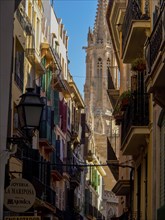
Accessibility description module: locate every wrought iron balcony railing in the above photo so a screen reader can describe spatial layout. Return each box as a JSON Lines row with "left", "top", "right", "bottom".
{"left": 122, "top": 0, "right": 149, "bottom": 54}
{"left": 51, "top": 156, "right": 64, "bottom": 176}
{"left": 15, "top": 52, "right": 24, "bottom": 92}
{"left": 56, "top": 207, "right": 64, "bottom": 219}
{"left": 145, "top": 2, "right": 165, "bottom": 75}
{"left": 32, "top": 177, "right": 56, "bottom": 206}
{"left": 16, "top": 7, "right": 33, "bottom": 36}
{"left": 22, "top": 173, "right": 56, "bottom": 207}
{"left": 121, "top": 93, "right": 149, "bottom": 144}
{"left": 50, "top": 46, "right": 62, "bottom": 70}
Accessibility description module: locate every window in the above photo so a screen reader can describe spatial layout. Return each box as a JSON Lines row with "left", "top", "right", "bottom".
{"left": 15, "top": 38, "right": 24, "bottom": 91}
{"left": 97, "top": 58, "right": 102, "bottom": 100}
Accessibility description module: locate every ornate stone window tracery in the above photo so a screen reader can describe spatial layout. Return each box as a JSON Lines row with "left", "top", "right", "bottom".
{"left": 97, "top": 58, "right": 102, "bottom": 100}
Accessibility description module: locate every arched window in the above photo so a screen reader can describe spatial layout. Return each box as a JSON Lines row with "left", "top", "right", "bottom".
{"left": 107, "top": 58, "right": 110, "bottom": 69}
{"left": 97, "top": 58, "right": 102, "bottom": 100}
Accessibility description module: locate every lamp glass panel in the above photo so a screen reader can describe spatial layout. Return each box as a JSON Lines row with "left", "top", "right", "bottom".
{"left": 17, "top": 105, "right": 25, "bottom": 128}
{"left": 25, "top": 106, "right": 42, "bottom": 127}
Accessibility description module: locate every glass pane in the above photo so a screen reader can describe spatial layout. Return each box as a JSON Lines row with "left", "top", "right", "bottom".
{"left": 25, "top": 106, "right": 42, "bottom": 127}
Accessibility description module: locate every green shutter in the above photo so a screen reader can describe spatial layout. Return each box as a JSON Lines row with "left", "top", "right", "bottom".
{"left": 41, "top": 57, "right": 46, "bottom": 67}
{"left": 41, "top": 74, "right": 46, "bottom": 92}
{"left": 98, "top": 174, "right": 100, "bottom": 186}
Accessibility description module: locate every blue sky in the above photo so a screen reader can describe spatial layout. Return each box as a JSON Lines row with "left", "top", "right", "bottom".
{"left": 54, "top": 0, "right": 97, "bottom": 98}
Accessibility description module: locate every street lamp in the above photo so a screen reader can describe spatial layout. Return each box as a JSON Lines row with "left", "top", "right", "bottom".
{"left": 0, "top": 88, "right": 44, "bottom": 220}
{"left": 17, "top": 88, "right": 44, "bottom": 129}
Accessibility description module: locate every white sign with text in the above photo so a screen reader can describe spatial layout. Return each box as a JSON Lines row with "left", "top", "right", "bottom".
{"left": 4, "top": 178, "right": 36, "bottom": 213}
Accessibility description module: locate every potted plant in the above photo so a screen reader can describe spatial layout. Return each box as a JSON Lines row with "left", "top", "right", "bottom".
{"left": 113, "top": 102, "right": 123, "bottom": 125}
{"left": 119, "top": 90, "right": 132, "bottom": 111}
{"left": 131, "top": 57, "right": 146, "bottom": 72}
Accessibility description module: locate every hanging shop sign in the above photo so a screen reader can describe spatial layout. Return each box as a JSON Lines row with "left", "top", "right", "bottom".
{"left": 4, "top": 178, "right": 36, "bottom": 213}
{"left": 5, "top": 217, "right": 41, "bottom": 220}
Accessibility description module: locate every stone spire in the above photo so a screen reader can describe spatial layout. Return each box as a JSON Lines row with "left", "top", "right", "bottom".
{"left": 87, "top": 27, "right": 93, "bottom": 46}
{"left": 93, "top": 0, "right": 108, "bottom": 44}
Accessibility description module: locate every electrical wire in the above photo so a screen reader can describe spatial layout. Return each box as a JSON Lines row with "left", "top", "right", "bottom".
{"left": 11, "top": 154, "right": 134, "bottom": 169}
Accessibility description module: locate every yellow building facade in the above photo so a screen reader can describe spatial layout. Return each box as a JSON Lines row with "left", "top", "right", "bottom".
{"left": 106, "top": 0, "right": 164, "bottom": 219}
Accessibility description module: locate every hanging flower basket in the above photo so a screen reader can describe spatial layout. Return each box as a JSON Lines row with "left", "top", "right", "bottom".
{"left": 131, "top": 58, "right": 146, "bottom": 72}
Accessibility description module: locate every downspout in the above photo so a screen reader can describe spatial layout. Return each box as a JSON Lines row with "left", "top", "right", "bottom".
{"left": 130, "top": 168, "right": 134, "bottom": 220}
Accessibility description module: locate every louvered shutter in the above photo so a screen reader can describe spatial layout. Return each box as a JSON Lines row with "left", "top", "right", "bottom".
{"left": 47, "top": 70, "right": 52, "bottom": 101}
{"left": 47, "top": 106, "right": 52, "bottom": 143}
{"left": 63, "top": 102, "right": 67, "bottom": 132}
{"left": 56, "top": 140, "right": 60, "bottom": 157}
{"left": 54, "top": 91, "right": 59, "bottom": 125}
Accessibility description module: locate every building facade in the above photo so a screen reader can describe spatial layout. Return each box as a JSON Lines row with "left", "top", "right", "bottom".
{"left": 107, "top": 0, "right": 165, "bottom": 219}
{"left": 3, "top": 0, "right": 86, "bottom": 219}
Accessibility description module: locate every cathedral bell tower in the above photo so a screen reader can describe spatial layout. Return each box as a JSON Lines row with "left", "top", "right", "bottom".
{"left": 84, "top": 0, "right": 118, "bottom": 191}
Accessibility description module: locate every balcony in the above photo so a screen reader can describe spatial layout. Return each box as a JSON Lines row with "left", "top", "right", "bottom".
{"left": 85, "top": 203, "right": 93, "bottom": 219}
{"left": 32, "top": 177, "right": 56, "bottom": 207}
{"left": 56, "top": 207, "right": 64, "bottom": 219}
{"left": 69, "top": 168, "right": 81, "bottom": 189}
{"left": 106, "top": 0, "right": 126, "bottom": 68}
{"left": 16, "top": 6, "right": 34, "bottom": 36}
{"left": 122, "top": 0, "right": 150, "bottom": 63}
{"left": 25, "top": 48, "right": 45, "bottom": 75}
{"left": 14, "top": 5, "right": 34, "bottom": 46}
{"left": 145, "top": 2, "right": 165, "bottom": 108}
{"left": 22, "top": 175, "right": 56, "bottom": 208}
{"left": 112, "top": 180, "right": 130, "bottom": 196}
{"left": 39, "top": 120, "right": 54, "bottom": 153}
{"left": 51, "top": 156, "right": 63, "bottom": 181}
{"left": 50, "top": 45, "right": 62, "bottom": 70}
{"left": 121, "top": 93, "right": 149, "bottom": 155}
{"left": 14, "top": 51, "right": 24, "bottom": 92}
{"left": 71, "top": 123, "right": 82, "bottom": 144}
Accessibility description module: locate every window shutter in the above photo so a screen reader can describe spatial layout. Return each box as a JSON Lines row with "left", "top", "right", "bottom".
{"left": 56, "top": 140, "right": 60, "bottom": 157}
{"left": 62, "top": 103, "right": 67, "bottom": 132}
{"left": 54, "top": 91, "right": 59, "bottom": 125}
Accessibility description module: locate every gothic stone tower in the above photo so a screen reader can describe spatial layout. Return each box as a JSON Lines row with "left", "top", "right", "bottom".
{"left": 84, "top": 0, "right": 117, "bottom": 191}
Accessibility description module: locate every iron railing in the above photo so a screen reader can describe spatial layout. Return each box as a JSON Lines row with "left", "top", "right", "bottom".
{"left": 51, "top": 156, "right": 64, "bottom": 176}
{"left": 122, "top": 0, "right": 149, "bottom": 54}
{"left": 145, "top": 2, "right": 164, "bottom": 75}
{"left": 56, "top": 207, "right": 64, "bottom": 219}
{"left": 32, "top": 176, "right": 56, "bottom": 206}
{"left": 14, "top": 73, "right": 23, "bottom": 92}
{"left": 69, "top": 167, "right": 81, "bottom": 184}
{"left": 50, "top": 46, "right": 61, "bottom": 70}
{"left": 16, "top": 7, "right": 33, "bottom": 36}
{"left": 121, "top": 93, "right": 149, "bottom": 145}
{"left": 14, "top": 52, "right": 24, "bottom": 92}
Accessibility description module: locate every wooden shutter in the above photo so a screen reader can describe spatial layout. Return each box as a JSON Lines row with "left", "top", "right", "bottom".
{"left": 54, "top": 91, "right": 59, "bottom": 125}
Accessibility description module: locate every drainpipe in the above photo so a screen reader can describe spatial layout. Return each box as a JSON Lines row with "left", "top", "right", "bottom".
{"left": 129, "top": 168, "right": 134, "bottom": 220}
